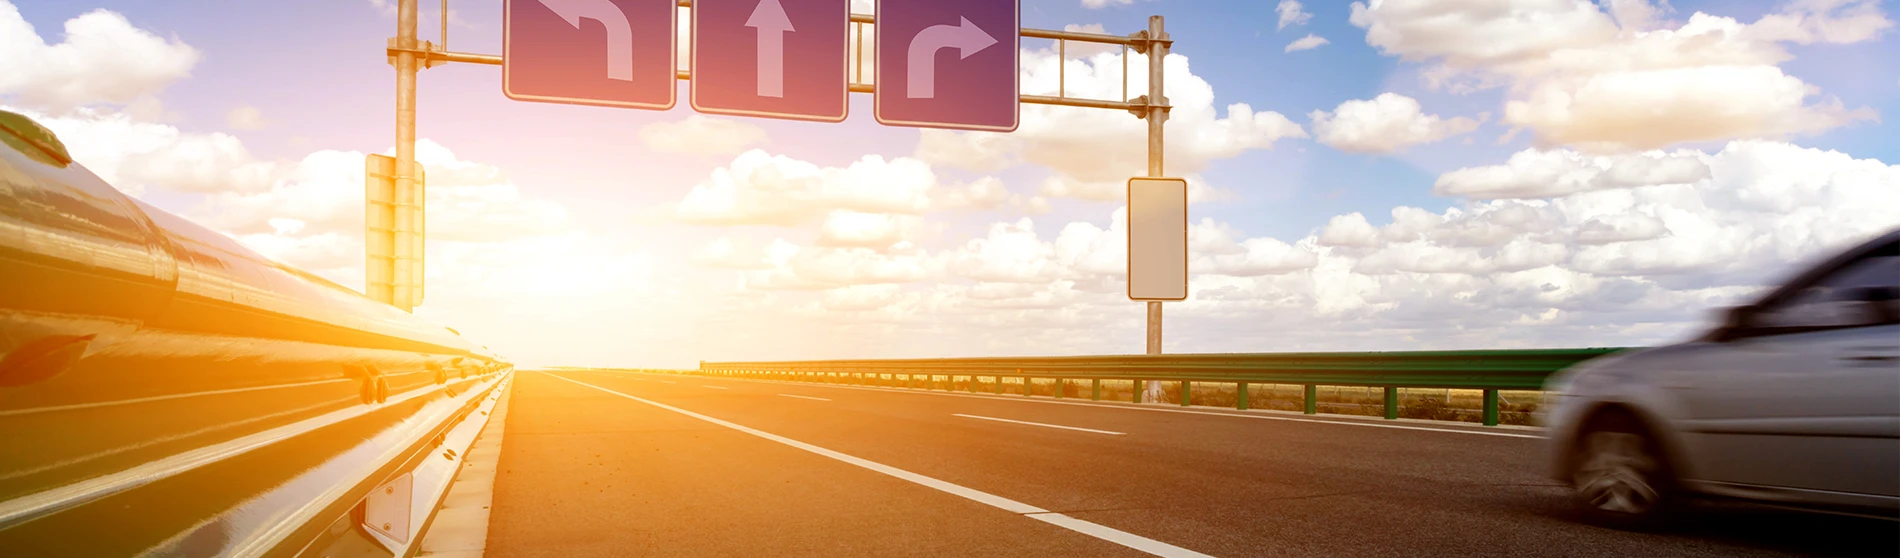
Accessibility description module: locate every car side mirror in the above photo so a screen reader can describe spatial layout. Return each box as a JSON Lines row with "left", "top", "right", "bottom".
{"left": 1710, "top": 304, "right": 1758, "bottom": 342}
{"left": 1844, "top": 285, "right": 1900, "bottom": 325}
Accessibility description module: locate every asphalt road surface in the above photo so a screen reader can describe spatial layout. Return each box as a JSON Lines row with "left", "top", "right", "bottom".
{"left": 482, "top": 370, "right": 1898, "bottom": 557}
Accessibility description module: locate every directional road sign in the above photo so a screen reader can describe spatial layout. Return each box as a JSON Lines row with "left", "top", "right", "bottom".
{"left": 874, "top": 0, "right": 1019, "bottom": 131}
{"left": 503, "top": 0, "right": 677, "bottom": 109}
{"left": 1128, "top": 177, "right": 1187, "bottom": 301}
{"left": 692, "top": 0, "right": 850, "bottom": 122}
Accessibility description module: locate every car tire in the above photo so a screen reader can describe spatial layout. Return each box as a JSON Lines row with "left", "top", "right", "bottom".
{"left": 1569, "top": 410, "right": 1680, "bottom": 530}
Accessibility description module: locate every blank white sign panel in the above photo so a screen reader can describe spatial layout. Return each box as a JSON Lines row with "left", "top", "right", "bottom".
{"left": 1128, "top": 177, "right": 1187, "bottom": 301}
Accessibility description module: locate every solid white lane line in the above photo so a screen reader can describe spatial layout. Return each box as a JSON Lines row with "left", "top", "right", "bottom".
{"left": 703, "top": 385, "right": 730, "bottom": 390}
{"left": 777, "top": 393, "right": 831, "bottom": 401}
{"left": 545, "top": 374, "right": 1214, "bottom": 558}
{"left": 617, "top": 372, "right": 1539, "bottom": 439}
{"left": 953, "top": 414, "right": 1126, "bottom": 436}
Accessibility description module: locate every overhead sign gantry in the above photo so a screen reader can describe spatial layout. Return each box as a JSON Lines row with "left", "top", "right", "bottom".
{"left": 381, "top": 0, "right": 1184, "bottom": 359}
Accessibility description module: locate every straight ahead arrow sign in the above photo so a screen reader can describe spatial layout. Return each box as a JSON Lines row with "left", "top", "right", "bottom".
{"left": 537, "top": 0, "right": 634, "bottom": 81}
{"left": 745, "top": 0, "right": 794, "bottom": 98}
{"left": 905, "top": 17, "right": 997, "bottom": 99}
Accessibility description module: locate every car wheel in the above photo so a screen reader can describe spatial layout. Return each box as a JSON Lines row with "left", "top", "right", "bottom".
{"left": 1570, "top": 411, "right": 1678, "bottom": 529}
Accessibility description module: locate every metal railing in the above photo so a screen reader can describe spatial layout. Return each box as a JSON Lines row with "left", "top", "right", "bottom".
{"left": 688, "top": 349, "right": 1632, "bottom": 426}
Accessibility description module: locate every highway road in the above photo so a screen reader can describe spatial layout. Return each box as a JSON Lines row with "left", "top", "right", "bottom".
{"left": 480, "top": 370, "right": 1898, "bottom": 557}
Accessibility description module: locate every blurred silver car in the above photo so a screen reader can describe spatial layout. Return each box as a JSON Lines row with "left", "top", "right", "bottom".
{"left": 1544, "top": 228, "right": 1900, "bottom": 527}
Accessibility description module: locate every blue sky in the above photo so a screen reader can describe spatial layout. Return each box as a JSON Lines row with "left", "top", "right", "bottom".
{"left": 5, "top": 0, "right": 1898, "bottom": 366}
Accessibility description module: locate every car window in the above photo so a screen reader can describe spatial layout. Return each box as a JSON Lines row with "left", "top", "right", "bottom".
{"left": 1751, "top": 246, "right": 1900, "bottom": 331}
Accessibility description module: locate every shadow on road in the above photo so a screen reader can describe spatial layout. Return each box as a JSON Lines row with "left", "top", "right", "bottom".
{"left": 1665, "top": 504, "right": 1899, "bottom": 557}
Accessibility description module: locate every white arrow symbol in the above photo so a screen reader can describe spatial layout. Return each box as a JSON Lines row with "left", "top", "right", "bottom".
{"left": 746, "top": 0, "right": 794, "bottom": 98}
{"left": 906, "top": 17, "right": 998, "bottom": 99}
{"left": 538, "top": 0, "right": 634, "bottom": 81}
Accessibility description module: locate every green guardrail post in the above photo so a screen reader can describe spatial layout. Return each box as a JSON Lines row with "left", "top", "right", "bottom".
{"left": 1303, "top": 384, "right": 1317, "bottom": 415}
{"left": 1091, "top": 379, "right": 1101, "bottom": 401}
{"left": 1384, "top": 387, "right": 1399, "bottom": 420}
{"left": 1483, "top": 389, "right": 1499, "bottom": 426}
{"left": 1179, "top": 381, "right": 1191, "bottom": 407}
{"left": 1132, "top": 380, "right": 1142, "bottom": 403}
{"left": 994, "top": 376, "right": 1004, "bottom": 394}
{"left": 1024, "top": 376, "right": 1033, "bottom": 396}
{"left": 906, "top": 374, "right": 913, "bottom": 389}
{"left": 1054, "top": 378, "right": 1064, "bottom": 399}
{"left": 1237, "top": 382, "right": 1249, "bottom": 410}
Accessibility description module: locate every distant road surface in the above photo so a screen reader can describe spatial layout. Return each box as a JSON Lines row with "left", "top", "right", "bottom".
{"left": 480, "top": 370, "right": 1897, "bottom": 557}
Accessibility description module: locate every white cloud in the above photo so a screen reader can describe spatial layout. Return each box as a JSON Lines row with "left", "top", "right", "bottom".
{"left": 1434, "top": 147, "right": 1711, "bottom": 199}
{"left": 821, "top": 284, "right": 904, "bottom": 311}
{"left": 23, "top": 106, "right": 275, "bottom": 194}
{"left": 1348, "top": 0, "right": 1888, "bottom": 151}
{"left": 1285, "top": 34, "right": 1330, "bottom": 52}
{"left": 191, "top": 140, "right": 572, "bottom": 244}
{"left": 933, "top": 176, "right": 1048, "bottom": 213}
{"left": 948, "top": 219, "right": 1061, "bottom": 283}
{"left": 1191, "top": 219, "right": 1320, "bottom": 276}
{"left": 1081, "top": 0, "right": 1139, "bottom": 8}
{"left": 745, "top": 244, "right": 935, "bottom": 290}
{"left": 917, "top": 48, "right": 1306, "bottom": 201}
{"left": 673, "top": 150, "right": 936, "bottom": 226}
{"left": 225, "top": 105, "right": 269, "bottom": 131}
{"left": 638, "top": 115, "right": 769, "bottom": 156}
{"left": 1747, "top": 0, "right": 1895, "bottom": 44}
{"left": 1278, "top": 0, "right": 1314, "bottom": 30}
{"left": 1319, "top": 213, "right": 1381, "bottom": 247}
{"left": 1035, "top": 172, "right": 1231, "bottom": 204}
{"left": 816, "top": 210, "right": 928, "bottom": 249}
{"left": 696, "top": 139, "right": 1899, "bottom": 355}
{"left": 690, "top": 237, "right": 779, "bottom": 270}
{"left": 0, "top": 4, "right": 199, "bottom": 110}
{"left": 1310, "top": 93, "right": 1480, "bottom": 153}
{"left": 1503, "top": 65, "right": 1876, "bottom": 151}
{"left": 234, "top": 230, "right": 359, "bottom": 277}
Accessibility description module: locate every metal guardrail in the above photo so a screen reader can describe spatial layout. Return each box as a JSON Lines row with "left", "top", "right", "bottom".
{"left": 695, "top": 348, "right": 1633, "bottom": 426}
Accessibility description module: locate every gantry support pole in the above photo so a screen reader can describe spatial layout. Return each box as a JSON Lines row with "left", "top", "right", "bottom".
{"left": 1143, "top": 15, "right": 1169, "bottom": 358}
{"left": 390, "top": 0, "right": 420, "bottom": 311}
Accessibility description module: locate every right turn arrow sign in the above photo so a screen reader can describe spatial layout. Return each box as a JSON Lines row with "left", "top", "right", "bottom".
{"left": 876, "top": 0, "right": 1019, "bottom": 131}
{"left": 905, "top": 17, "right": 998, "bottom": 99}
